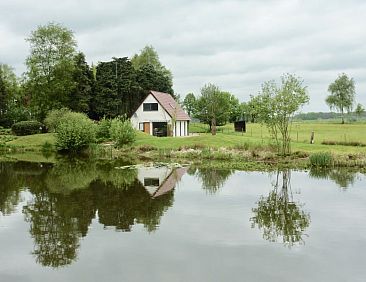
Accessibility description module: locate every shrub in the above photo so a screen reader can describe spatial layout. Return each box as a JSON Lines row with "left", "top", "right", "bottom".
{"left": 44, "top": 108, "right": 71, "bottom": 132}
{"left": 56, "top": 112, "right": 96, "bottom": 152}
{"left": 109, "top": 117, "right": 136, "bottom": 147}
{"left": 96, "top": 117, "right": 112, "bottom": 141}
{"left": 309, "top": 152, "right": 333, "bottom": 167}
{"left": 12, "top": 121, "right": 43, "bottom": 136}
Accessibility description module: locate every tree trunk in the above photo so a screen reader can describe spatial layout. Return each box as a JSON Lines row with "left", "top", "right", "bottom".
{"left": 341, "top": 108, "right": 344, "bottom": 124}
{"left": 211, "top": 117, "right": 216, "bottom": 135}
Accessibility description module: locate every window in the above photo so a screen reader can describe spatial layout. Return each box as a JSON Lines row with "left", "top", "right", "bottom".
{"left": 143, "top": 103, "right": 158, "bottom": 111}
{"left": 144, "top": 178, "right": 160, "bottom": 186}
{"left": 139, "top": 123, "right": 144, "bottom": 131}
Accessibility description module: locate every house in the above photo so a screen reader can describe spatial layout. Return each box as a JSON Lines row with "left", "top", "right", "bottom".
{"left": 137, "top": 166, "right": 188, "bottom": 198}
{"left": 130, "top": 90, "right": 191, "bottom": 137}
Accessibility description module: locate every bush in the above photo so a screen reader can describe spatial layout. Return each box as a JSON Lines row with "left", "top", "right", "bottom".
{"left": 55, "top": 112, "right": 96, "bottom": 152}
{"left": 12, "top": 121, "right": 43, "bottom": 136}
{"left": 96, "top": 117, "right": 112, "bottom": 141}
{"left": 109, "top": 117, "right": 136, "bottom": 147}
{"left": 309, "top": 152, "right": 333, "bottom": 167}
{"left": 44, "top": 108, "right": 71, "bottom": 132}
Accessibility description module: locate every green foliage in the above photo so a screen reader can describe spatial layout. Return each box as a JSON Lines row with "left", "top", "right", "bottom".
{"left": 25, "top": 22, "right": 77, "bottom": 120}
{"left": 355, "top": 103, "right": 365, "bottom": 119}
{"left": 109, "top": 117, "right": 136, "bottom": 147}
{"left": 90, "top": 57, "right": 140, "bottom": 119}
{"left": 195, "top": 83, "right": 232, "bottom": 135}
{"left": 0, "top": 67, "right": 8, "bottom": 118}
{"left": 183, "top": 93, "right": 196, "bottom": 116}
{"left": 326, "top": 73, "right": 355, "bottom": 124}
{"left": 96, "top": 117, "right": 112, "bottom": 141}
{"left": 251, "top": 73, "right": 309, "bottom": 155}
{"left": 55, "top": 112, "right": 96, "bottom": 152}
{"left": 12, "top": 120, "right": 43, "bottom": 136}
{"left": 68, "top": 52, "right": 93, "bottom": 113}
{"left": 309, "top": 152, "right": 333, "bottom": 167}
{"left": 131, "top": 45, "right": 173, "bottom": 94}
{"left": 44, "top": 108, "right": 71, "bottom": 132}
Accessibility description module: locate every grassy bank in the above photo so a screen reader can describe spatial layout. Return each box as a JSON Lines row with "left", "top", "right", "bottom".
{"left": 2, "top": 121, "right": 366, "bottom": 169}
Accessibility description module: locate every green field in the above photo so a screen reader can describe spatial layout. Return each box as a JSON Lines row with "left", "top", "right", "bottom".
{"left": 3, "top": 122, "right": 366, "bottom": 155}
{"left": 136, "top": 121, "right": 366, "bottom": 154}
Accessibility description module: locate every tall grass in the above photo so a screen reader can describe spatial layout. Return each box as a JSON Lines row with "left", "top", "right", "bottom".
{"left": 309, "top": 152, "right": 333, "bottom": 167}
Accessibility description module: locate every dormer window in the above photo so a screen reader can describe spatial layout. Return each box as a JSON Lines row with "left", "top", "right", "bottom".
{"left": 143, "top": 103, "right": 158, "bottom": 111}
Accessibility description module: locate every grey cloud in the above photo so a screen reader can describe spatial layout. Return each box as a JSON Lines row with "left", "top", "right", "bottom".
{"left": 1, "top": 0, "right": 366, "bottom": 111}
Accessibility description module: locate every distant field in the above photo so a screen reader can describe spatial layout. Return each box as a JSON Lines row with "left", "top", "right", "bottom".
{"left": 190, "top": 121, "right": 366, "bottom": 144}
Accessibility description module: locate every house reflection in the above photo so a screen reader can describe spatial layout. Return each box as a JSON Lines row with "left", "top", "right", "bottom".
{"left": 138, "top": 166, "right": 188, "bottom": 198}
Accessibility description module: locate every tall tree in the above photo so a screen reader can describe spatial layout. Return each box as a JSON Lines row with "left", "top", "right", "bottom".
{"left": 131, "top": 45, "right": 174, "bottom": 95}
{"left": 0, "top": 67, "right": 7, "bottom": 119}
{"left": 355, "top": 103, "right": 365, "bottom": 120}
{"left": 25, "top": 22, "right": 77, "bottom": 120}
{"left": 183, "top": 93, "right": 196, "bottom": 116}
{"left": 326, "top": 73, "right": 355, "bottom": 124}
{"left": 195, "top": 83, "right": 231, "bottom": 135}
{"left": 136, "top": 64, "right": 173, "bottom": 96}
{"left": 252, "top": 74, "right": 309, "bottom": 155}
{"left": 68, "top": 52, "right": 93, "bottom": 113}
{"left": 91, "top": 57, "right": 140, "bottom": 119}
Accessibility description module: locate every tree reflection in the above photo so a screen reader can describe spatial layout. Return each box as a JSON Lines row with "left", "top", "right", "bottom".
{"left": 251, "top": 170, "right": 310, "bottom": 246}
{"left": 23, "top": 187, "right": 96, "bottom": 267}
{"left": 17, "top": 159, "right": 177, "bottom": 267}
{"left": 194, "top": 168, "right": 233, "bottom": 194}
{"left": 94, "top": 179, "right": 174, "bottom": 232}
{"left": 309, "top": 168, "right": 357, "bottom": 189}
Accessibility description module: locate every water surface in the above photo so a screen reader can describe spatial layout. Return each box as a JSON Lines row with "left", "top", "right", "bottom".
{"left": 0, "top": 160, "right": 365, "bottom": 281}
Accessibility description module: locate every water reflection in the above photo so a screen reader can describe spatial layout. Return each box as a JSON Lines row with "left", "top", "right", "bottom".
{"left": 251, "top": 170, "right": 310, "bottom": 247}
{"left": 309, "top": 168, "right": 357, "bottom": 188}
{"left": 0, "top": 160, "right": 186, "bottom": 268}
{"left": 191, "top": 167, "right": 233, "bottom": 194}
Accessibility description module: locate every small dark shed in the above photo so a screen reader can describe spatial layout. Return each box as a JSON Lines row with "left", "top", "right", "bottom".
{"left": 234, "top": 121, "right": 246, "bottom": 132}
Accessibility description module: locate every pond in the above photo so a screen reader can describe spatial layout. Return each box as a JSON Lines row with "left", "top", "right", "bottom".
{"left": 0, "top": 159, "right": 365, "bottom": 282}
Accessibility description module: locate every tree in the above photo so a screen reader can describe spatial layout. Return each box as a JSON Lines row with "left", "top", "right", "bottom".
{"left": 136, "top": 64, "right": 173, "bottom": 97}
{"left": 91, "top": 57, "right": 140, "bottom": 119}
{"left": 326, "top": 73, "right": 355, "bottom": 124}
{"left": 25, "top": 22, "right": 77, "bottom": 120}
{"left": 355, "top": 103, "right": 365, "bottom": 119}
{"left": 195, "top": 83, "right": 231, "bottom": 135}
{"left": 0, "top": 64, "right": 26, "bottom": 127}
{"left": 183, "top": 93, "right": 196, "bottom": 116}
{"left": 131, "top": 45, "right": 174, "bottom": 95}
{"left": 0, "top": 67, "right": 7, "bottom": 119}
{"left": 252, "top": 74, "right": 309, "bottom": 155}
{"left": 68, "top": 52, "right": 93, "bottom": 113}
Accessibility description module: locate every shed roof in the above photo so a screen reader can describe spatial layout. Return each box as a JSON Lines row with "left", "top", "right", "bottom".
{"left": 150, "top": 91, "right": 191, "bottom": 121}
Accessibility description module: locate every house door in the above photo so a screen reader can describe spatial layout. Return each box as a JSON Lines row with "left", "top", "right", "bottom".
{"left": 143, "top": 122, "right": 150, "bottom": 134}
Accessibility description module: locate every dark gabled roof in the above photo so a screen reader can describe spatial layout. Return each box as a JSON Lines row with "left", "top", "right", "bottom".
{"left": 150, "top": 91, "right": 191, "bottom": 121}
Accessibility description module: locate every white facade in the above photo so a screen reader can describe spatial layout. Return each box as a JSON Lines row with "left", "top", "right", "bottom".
{"left": 130, "top": 94, "right": 189, "bottom": 137}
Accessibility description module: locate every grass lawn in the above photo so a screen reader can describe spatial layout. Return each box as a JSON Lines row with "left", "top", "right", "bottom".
{"left": 3, "top": 121, "right": 366, "bottom": 156}
{"left": 6, "top": 133, "right": 56, "bottom": 147}
{"left": 136, "top": 121, "right": 366, "bottom": 155}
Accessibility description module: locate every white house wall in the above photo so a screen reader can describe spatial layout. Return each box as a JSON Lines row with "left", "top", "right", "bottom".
{"left": 131, "top": 93, "right": 190, "bottom": 136}
{"left": 173, "top": 121, "right": 189, "bottom": 137}
{"left": 130, "top": 94, "right": 172, "bottom": 134}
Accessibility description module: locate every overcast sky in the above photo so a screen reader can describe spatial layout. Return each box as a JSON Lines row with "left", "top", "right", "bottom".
{"left": 1, "top": 0, "right": 365, "bottom": 111}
